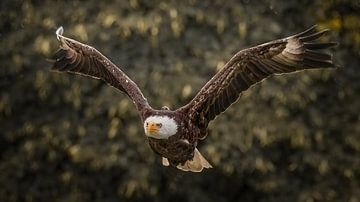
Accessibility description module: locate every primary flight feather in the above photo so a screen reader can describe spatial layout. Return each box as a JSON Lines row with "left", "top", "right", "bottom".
{"left": 51, "top": 25, "right": 336, "bottom": 172}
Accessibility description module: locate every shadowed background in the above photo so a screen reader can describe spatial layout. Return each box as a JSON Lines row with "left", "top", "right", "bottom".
{"left": 1, "top": 0, "right": 359, "bottom": 201}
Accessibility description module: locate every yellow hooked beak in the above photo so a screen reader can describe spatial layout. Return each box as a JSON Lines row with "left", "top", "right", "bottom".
{"left": 146, "top": 122, "right": 162, "bottom": 134}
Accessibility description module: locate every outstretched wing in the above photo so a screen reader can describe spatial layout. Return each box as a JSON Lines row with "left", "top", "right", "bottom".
{"left": 179, "top": 25, "right": 336, "bottom": 133}
{"left": 51, "top": 27, "right": 152, "bottom": 115}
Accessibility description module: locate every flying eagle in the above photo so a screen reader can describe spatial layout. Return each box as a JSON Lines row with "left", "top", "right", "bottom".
{"left": 51, "top": 25, "right": 336, "bottom": 172}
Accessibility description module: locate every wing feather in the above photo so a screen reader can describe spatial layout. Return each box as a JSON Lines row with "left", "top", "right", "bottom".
{"left": 179, "top": 25, "right": 336, "bottom": 135}
{"left": 51, "top": 27, "right": 152, "bottom": 114}
{"left": 304, "top": 42, "right": 337, "bottom": 49}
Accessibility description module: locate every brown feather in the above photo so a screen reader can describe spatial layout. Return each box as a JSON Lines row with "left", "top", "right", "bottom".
{"left": 179, "top": 25, "right": 336, "bottom": 133}
{"left": 51, "top": 32, "right": 152, "bottom": 116}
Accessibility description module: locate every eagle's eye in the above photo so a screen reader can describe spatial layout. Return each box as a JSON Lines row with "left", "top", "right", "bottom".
{"left": 156, "top": 123, "right": 162, "bottom": 128}
{"left": 146, "top": 122, "right": 149, "bottom": 126}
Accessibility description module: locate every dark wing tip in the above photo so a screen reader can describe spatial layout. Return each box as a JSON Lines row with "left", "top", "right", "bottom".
{"left": 304, "top": 42, "right": 338, "bottom": 50}
{"left": 51, "top": 47, "right": 74, "bottom": 71}
{"left": 293, "top": 25, "right": 337, "bottom": 46}
{"left": 299, "top": 29, "right": 330, "bottom": 42}
{"left": 290, "top": 25, "right": 337, "bottom": 69}
{"left": 294, "top": 25, "right": 318, "bottom": 38}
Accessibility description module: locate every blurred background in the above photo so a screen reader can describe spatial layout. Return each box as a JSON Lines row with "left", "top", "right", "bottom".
{"left": 1, "top": 0, "right": 360, "bottom": 201}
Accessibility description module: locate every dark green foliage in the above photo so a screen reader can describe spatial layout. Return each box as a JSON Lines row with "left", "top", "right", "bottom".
{"left": 1, "top": 0, "right": 359, "bottom": 201}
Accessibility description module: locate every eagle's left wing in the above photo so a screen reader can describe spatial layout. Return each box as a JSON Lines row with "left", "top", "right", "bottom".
{"left": 178, "top": 25, "right": 336, "bottom": 135}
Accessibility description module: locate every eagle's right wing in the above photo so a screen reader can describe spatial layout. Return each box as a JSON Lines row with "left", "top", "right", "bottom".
{"left": 51, "top": 27, "right": 152, "bottom": 115}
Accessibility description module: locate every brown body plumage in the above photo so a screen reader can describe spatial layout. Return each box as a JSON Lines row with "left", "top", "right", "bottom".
{"left": 51, "top": 25, "right": 336, "bottom": 172}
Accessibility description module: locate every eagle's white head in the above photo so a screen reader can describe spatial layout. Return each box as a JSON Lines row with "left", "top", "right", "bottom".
{"left": 144, "top": 116, "right": 178, "bottom": 139}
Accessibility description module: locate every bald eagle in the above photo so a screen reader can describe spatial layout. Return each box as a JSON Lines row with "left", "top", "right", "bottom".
{"left": 51, "top": 25, "right": 336, "bottom": 172}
